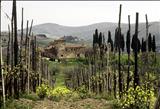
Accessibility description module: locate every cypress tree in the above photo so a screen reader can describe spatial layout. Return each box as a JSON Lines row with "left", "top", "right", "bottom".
{"left": 152, "top": 35, "right": 156, "bottom": 52}
{"left": 99, "top": 32, "right": 102, "bottom": 47}
{"left": 93, "top": 29, "right": 98, "bottom": 63}
{"left": 148, "top": 33, "right": 152, "bottom": 52}
{"left": 114, "top": 28, "right": 119, "bottom": 51}
{"left": 141, "top": 38, "right": 146, "bottom": 52}
{"left": 126, "top": 30, "right": 130, "bottom": 54}
{"left": 120, "top": 34, "right": 125, "bottom": 52}
{"left": 95, "top": 29, "right": 99, "bottom": 44}
{"left": 137, "top": 38, "right": 141, "bottom": 53}
{"left": 131, "top": 34, "right": 141, "bottom": 53}
{"left": 107, "top": 31, "right": 113, "bottom": 51}
{"left": 93, "top": 34, "right": 95, "bottom": 48}
{"left": 131, "top": 34, "right": 136, "bottom": 52}
{"left": 102, "top": 33, "right": 105, "bottom": 45}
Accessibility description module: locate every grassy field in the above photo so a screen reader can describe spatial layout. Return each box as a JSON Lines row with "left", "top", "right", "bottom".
{"left": 48, "top": 58, "right": 85, "bottom": 87}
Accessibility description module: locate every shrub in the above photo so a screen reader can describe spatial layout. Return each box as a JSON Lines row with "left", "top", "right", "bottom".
{"left": 76, "top": 85, "right": 89, "bottom": 99}
{"left": 113, "top": 86, "right": 156, "bottom": 109}
{"left": 36, "top": 84, "right": 49, "bottom": 99}
{"left": 47, "top": 86, "right": 74, "bottom": 101}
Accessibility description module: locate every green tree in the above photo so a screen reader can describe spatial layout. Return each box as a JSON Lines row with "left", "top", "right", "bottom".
{"left": 141, "top": 38, "right": 146, "bottom": 52}
{"left": 114, "top": 28, "right": 119, "bottom": 51}
{"left": 152, "top": 35, "right": 156, "bottom": 52}
{"left": 120, "top": 34, "right": 125, "bottom": 52}
{"left": 107, "top": 31, "right": 113, "bottom": 51}
{"left": 126, "top": 30, "right": 130, "bottom": 54}
{"left": 148, "top": 33, "right": 152, "bottom": 52}
{"left": 99, "top": 32, "right": 102, "bottom": 47}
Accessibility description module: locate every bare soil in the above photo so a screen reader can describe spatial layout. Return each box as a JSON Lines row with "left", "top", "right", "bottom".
{"left": 19, "top": 98, "right": 112, "bottom": 109}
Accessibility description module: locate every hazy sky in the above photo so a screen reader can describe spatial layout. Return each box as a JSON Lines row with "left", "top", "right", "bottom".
{"left": 2, "top": 1, "right": 160, "bottom": 31}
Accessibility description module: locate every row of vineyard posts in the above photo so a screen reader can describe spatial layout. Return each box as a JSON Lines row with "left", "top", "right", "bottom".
{"left": 0, "top": 0, "right": 55, "bottom": 107}
{"left": 64, "top": 4, "right": 160, "bottom": 109}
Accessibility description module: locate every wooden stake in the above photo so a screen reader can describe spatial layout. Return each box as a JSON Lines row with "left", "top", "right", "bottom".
{"left": 0, "top": 0, "right": 6, "bottom": 107}
{"left": 29, "top": 19, "right": 33, "bottom": 36}
{"left": 20, "top": 8, "right": 23, "bottom": 62}
{"left": 118, "top": 4, "right": 122, "bottom": 98}
{"left": 28, "top": 37, "right": 31, "bottom": 94}
{"left": 146, "top": 14, "right": 149, "bottom": 52}
{"left": 25, "top": 20, "right": 29, "bottom": 65}
{"left": 134, "top": 12, "right": 139, "bottom": 89}
{"left": 127, "top": 15, "right": 131, "bottom": 91}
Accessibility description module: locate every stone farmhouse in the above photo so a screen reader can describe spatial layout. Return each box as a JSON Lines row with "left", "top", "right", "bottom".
{"left": 42, "top": 38, "right": 86, "bottom": 59}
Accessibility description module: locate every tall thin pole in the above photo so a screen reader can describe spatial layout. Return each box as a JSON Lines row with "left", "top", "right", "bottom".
{"left": 127, "top": 15, "right": 131, "bottom": 91}
{"left": 145, "top": 14, "right": 148, "bottom": 52}
{"left": 20, "top": 8, "right": 23, "bottom": 62}
{"left": 128, "top": 15, "right": 130, "bottom": 31}
{"left": 28, "top": 37, "right": 30, "bottom": 94}
{"left": 29, "top": 19, "right": 33, "bottom": 36}
{"left": 25, "top": 20, "right": 29, "bottom": 65}
{"left": 118, "top": 4, "right": 122, "bottom": 98}
{"left": 0, "top": 0, "right": 6, "bottom": 107}
{"left": 13, "top": 0, "right": 19, "bottom": 99}
{"left": 134, "top": 12, "right": 139, "bottom": 89}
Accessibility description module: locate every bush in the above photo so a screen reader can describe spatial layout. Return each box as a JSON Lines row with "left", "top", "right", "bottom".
{"left": 113, "top": 86, "right": 156, "bottom": 109}
{"left": 76, "top": 85, "right": 89, "bottom": 99}
{"left": 47, "top": 86, "right": 75, "bottom": 101}
{"left": 36, "top": 84, "right": 49, "bottom": 99}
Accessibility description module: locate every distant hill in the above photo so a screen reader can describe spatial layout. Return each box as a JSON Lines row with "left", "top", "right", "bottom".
{"left": 1, "top": 31, "right": 52, "bottom": 47}
{"left": 30, "top": 22, "right": 160, "bottom": 45}
{"left": 2, "top": 22, "right": 160, "bottom": 47}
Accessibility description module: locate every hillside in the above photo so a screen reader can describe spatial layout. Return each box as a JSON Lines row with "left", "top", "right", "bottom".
{"left": 30, "top": 22, "right": 160, "bottom": 45}
{"left": 2, "top": 22, "right": 160, "bottom": 47}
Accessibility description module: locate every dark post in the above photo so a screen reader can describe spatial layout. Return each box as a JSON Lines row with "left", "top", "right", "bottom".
{"left": 126, "top": 15, "right": 131, "bottom": 91}
{"left": 118, "top": 4, "right": 122, "bottom": 98}
{"left": 134, "top": 12, "right": 139, "bottom": 89}
{"left": 13, "top": 0, "right": 19, "bottom": 99}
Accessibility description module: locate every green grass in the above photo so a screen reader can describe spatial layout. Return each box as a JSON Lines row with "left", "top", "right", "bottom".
{"left": 20, "top": 93, "right": 40, "bottom": 101}
{"left": 54, "top": 71, "right": 65, "bottom": 87}
{"left": 1, "top": 99, "right": 33, "bottom": 109}
{"left": 37, "top": 38, "right": 53, "bottom": 47}
{"left": 48, "top": 58, "right": 85, "bottom": 88}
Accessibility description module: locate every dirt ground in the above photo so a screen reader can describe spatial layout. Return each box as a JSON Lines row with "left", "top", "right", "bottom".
{"left": 33, "top": 98, "right": 111, "bottom": 109}
{"left": 20, "top": 98, "right": 112, "bottom": 109}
